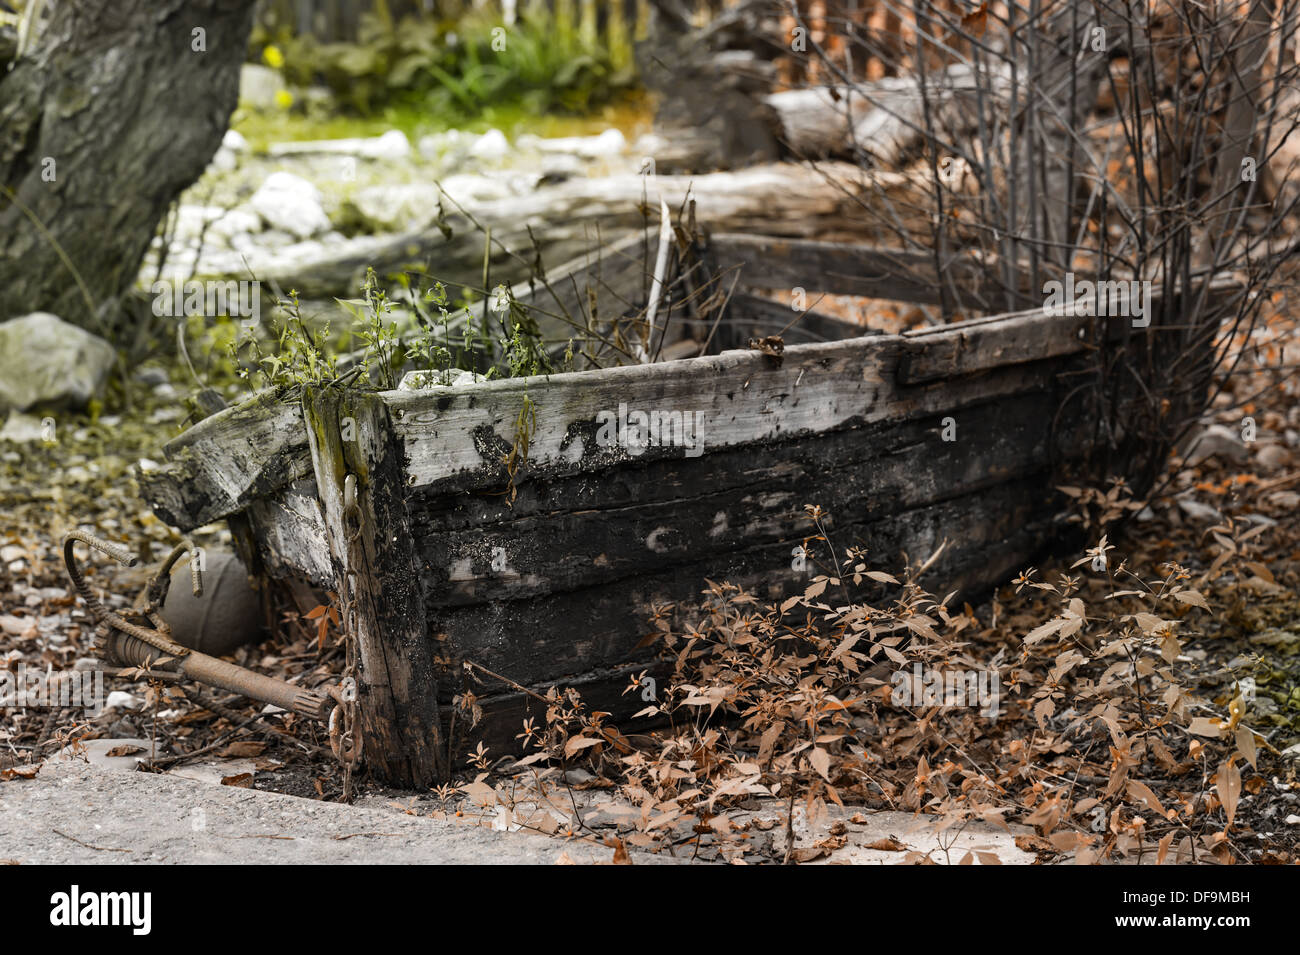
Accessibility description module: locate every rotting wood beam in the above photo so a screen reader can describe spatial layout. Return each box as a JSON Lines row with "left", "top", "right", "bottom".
{"left": 708, "top": 233, "right": 1012, "bottom": 309}
{"left": 302, "top": 385, "right": 447, "bottom": 786}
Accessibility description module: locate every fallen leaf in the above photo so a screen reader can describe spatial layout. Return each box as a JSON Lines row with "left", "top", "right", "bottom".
{"left": 1014, "top": 834, "right": 1057, "bottom": 854}
{"left": 790, "top": 845, "right": 829, "bottom": 863}
{"left": 217, "top": 741, "right": 267, "bottom": 759}
{"left": 864, "top": 836, "right": 906, "bottom": 851}
{"left": 962, "top": 2, "right": 988, "bottom": 37}
{"left": 1127, "top": 779, "right": 1167, "bottom": 817}
{"left": 1157, "top": 832, "right": 1174, "bottom": 865}
{"left": 606, "top": 838, "right": 633, "bottom": 865}
{"left": 748, "top": 335, "right": 785, "bottom": 366}
{"left": 1216, "top": 758, "right": 1241, "bottom": 829}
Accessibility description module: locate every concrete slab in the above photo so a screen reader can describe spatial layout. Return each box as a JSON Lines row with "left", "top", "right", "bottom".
{"left": 0, "top": 758, "right": 673, "bottom": 865}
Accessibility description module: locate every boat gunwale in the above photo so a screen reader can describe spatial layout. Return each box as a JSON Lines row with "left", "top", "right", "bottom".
{"left": 140, "top": 243, "right": 1241, "bottom": 530}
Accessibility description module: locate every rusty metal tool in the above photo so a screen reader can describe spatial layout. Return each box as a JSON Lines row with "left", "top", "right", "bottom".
{"left": 63, "top": 530, "right": 336, "bottom": 722}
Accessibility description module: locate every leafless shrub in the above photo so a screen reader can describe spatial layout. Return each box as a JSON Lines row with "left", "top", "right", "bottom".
{"left": 775, "top": 0, "right": 1300, "bottom": 491}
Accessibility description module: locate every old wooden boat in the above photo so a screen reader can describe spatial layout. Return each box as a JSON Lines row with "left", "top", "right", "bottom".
{"left": 139, "top": 231, "right": 1235, "bottom": 785}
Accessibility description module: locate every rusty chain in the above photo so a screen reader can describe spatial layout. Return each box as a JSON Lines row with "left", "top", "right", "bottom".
{"left": 327, "top": 473, "right": 365, "bottom": 799}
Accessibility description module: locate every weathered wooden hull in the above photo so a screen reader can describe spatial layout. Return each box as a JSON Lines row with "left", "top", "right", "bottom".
{"left": 140, "top": 235, "right": 1231, "bottom": 784}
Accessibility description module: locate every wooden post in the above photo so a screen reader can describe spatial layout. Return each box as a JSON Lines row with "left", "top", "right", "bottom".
{"left": 303, "top": 385, "right": 446, "bottom": 787}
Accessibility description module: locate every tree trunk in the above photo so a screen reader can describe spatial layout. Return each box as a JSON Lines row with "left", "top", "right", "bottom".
{"left": 0, "top": 0, "right": 258, "bottom": 328}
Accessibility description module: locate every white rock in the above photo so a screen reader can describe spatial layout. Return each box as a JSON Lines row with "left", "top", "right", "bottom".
{"left": 529, "top": 128, "right": 627, "bottom": 158}
{"left": 1287, "top": 814, "right": 1300, "bottom": 826}
{"left": 210, "top": 147, "right": 238, "bottom": 172}
{"left": 582, "top": 128, "right": 627, "bottom": 157}
{"left": 438, "top": 173, "right": 514, "bottom": 203}
{"left": 0, "top": 411, "right": 49, "bottom": 443}
{"left": 250, "top": 172, "right": 331, "bottom": 239}
{"left": 247, "top": 223, "right": 301, "bottom": 252}
{"left": 239, "top": 64, "right": 287, "bottom": 111}
{"left": 208, "top": 206, "right": 263, "bottom": 244}
{"left": 104, "top": 691, "right": 141, "bottom": 711}
{"left": 58, "top": 738, "right": 156, "bottom": 773}
{"left": 632, "top": 132, "right": 671, "bottom": 156}
{"left": 228, "top": 233, "right": 259, "bottom": 254}
{"left": 266, "top": 129, "right": 411, "bottom": 161}
{"left": 0, "top": 314, "right": 116, "bottom": 412}
{"left": 1177, "top": 498, "right": 1221, "bottom": 523}
{"left": 222, "top": 129, "right": 250, "bottom": 153}
{"left": 539, "top": 153, "right": 584, "bottom": 182}
{"left": 1183, "top": 423, "right": 1248, "bottom": 467}
{"left": 347, "top": 183, "right": 444, "bottom": 233}
{"left": 418, "top": 129, "right": 470, "bottom": 160}
{"left": 469, "top": 128, "right": 510, "bottom": 161}
{"left": 172, "top": 205, "right": 227, "bottom": 241}
{"left": 373, "top": 129, "right": 412, "bottom": 160}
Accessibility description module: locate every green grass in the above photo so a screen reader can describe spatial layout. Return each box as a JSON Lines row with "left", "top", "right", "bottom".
{"left": 231, "top": 93, "right": 653, "bottom": 153}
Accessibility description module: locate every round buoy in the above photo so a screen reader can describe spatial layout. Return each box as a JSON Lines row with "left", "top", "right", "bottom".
{"left": 157, "top": 549, "right": 264, "bottom": 657}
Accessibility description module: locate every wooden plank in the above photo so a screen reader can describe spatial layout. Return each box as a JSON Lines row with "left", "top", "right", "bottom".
{"left": 302, "top": 387, "right": 446, "bottom": 786}
{"left": 420, "top": 475, "right": 1054, "bottom": 691}
{"left": 423, "top": 231, "right": 652, "bottom": 356}
{"left": 714, "top": 291, "right": 876, "bottom": 350}
{"left": 242, "top": 479, "right": 333, "bottom": 585}
{"left": 709, "top": 233, "right": 1005, "bottom": 307}
{"left": 385, "top": 324, "right": 1074, "bottom": 493}
{"left": 138, "top": 393, "right": 309, "bottom": 531}
{"left": 898, "top": 305, "right": 1092, "bottom": 384}
{"left": 140, "top": 307, "right": 1049, "bottom": 529}
{"left": 897, "top": 277, "right": 1245, "bottom": 384}
{"left": 139, "top": 275, "right": 1239, "bottom": 530}
{"left": 407, "top": 387, "right": 1067, "bottom": 606}
{"left": 509, "top": 231, "right": 650, "bottom": 337}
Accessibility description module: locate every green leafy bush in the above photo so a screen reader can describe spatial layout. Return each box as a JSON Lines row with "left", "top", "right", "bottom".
{"left": 252, "top": 7, "right": 637, "bottom": 120}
